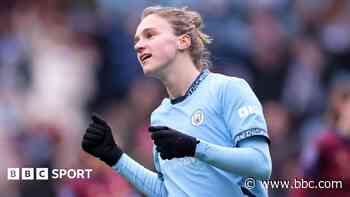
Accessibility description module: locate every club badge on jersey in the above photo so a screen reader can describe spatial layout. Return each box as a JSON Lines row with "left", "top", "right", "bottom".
{"left": 191, "top": 109, "right": 204, "bottom": 126}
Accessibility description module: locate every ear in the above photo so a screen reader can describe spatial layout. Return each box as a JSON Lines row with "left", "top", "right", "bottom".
{"left": 177, "top": 34, "right": 191, "bottom": 50}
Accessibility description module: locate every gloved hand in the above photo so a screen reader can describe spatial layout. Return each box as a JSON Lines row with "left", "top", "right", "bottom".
{"left": 149, "top": 126, "right": 200, "bottom": 160}
{"left": 82, "top": 114, "right": 123, "bottom": 166}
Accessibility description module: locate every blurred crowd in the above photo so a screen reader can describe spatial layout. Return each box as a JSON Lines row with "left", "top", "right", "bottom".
{"left": 0, "top": 0, "right": 349, "bottom": 197}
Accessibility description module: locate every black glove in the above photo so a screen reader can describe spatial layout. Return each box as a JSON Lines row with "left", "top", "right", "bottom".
{"left": 82, "top": 114, "right": 123, "bottom": 166}
{"left": 149, "top": 126, "right": 200, "bottom": 160}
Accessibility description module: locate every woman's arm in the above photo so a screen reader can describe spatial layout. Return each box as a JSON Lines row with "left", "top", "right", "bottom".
{"left": 195, "top": 136, "right": 272, "bottom": 180}
{"left": 112, "top": 154, "right": 168, "bottom": 197}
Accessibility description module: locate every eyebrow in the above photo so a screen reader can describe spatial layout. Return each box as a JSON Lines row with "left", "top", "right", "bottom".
{"left": 134, "top": 27, "right": 157, "bottom": 44}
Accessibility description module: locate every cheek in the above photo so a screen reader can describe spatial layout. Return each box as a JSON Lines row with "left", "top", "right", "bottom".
{"left": 153, "top": 38, "right": 177, "bottom": 60}
{"left": 161, "top": 46, "right": 177, "bottom": 60}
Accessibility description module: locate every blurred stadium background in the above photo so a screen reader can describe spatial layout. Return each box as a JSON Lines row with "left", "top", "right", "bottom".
{"left": 0, "top": 0, "right": 349, "bottom": 196}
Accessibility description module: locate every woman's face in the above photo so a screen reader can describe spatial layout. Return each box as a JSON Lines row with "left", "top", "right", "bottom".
{"left": 134, "top": 14, "right": 178, "bottom": 76}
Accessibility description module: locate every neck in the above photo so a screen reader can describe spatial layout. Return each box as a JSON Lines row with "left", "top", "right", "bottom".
{"left": 159, "top": 55, "right": 200, "bottom": 99}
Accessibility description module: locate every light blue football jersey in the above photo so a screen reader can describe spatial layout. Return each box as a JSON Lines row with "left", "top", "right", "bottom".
{"left": 150, "top": 69, "right": 270, "bottom": 197}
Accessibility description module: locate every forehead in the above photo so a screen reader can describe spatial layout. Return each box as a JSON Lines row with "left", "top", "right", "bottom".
{"left": 135, "top": 14, "right": 173, "bottom": 36}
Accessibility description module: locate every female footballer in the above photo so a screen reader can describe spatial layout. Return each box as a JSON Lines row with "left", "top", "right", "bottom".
{"left": 82, "top": 6, "right": 272, "bottom": 197}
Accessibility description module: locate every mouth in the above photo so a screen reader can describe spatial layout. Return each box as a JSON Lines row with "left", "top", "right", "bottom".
{"left": 140, "top": 53, "right": 152, "bottom": 64}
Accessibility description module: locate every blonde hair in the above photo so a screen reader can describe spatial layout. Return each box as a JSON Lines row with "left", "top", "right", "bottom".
{"left": 141, "top": 6, "right": 213, "bottom": 70}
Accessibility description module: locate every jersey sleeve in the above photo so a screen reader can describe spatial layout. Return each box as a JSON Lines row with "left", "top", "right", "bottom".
{"left": 153, "top": 146, "right": 164, "bottom": 179}
{"left": 150, "top": 111, "right": 164, "bottom": 179}
{"left": 220, "top": 78, "right": 270, "bottom": 147}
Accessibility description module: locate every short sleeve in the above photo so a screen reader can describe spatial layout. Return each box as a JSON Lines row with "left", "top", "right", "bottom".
{"left": 220, "top": 78, "right": 270, "bottom": 147}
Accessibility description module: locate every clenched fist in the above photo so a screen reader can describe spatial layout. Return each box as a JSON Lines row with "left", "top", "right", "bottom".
{"left": 82, "top": 114, "right": 123, "bottom": 166}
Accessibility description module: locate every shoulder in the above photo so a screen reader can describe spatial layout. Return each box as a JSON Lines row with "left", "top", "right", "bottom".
{"left": 150, "top": 99, "right": 170, "bottom": 126}
{"left": 151, "top": 99, "right": 169, "bottom": 115}
{"left": 209, "top": 72, "right": 246, "bottom": 85}
{"left": 208, "top": 72, "right": 252, "bottom": 99}
{"left": 208, "top": 72, "right": 250, "bottom": 90}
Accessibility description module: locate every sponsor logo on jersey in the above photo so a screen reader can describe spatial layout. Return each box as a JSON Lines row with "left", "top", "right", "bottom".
{"left": 238, "top": 105, "right": 258, "bottom": 118}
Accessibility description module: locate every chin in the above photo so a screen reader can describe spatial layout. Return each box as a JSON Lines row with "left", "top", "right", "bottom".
{"left": 142, "top": 63, "right": 162, "bottom": 77}
{"left": 142, "top": 67, "right": 152, "bottom": 76}
{"left": 142, "top": 65, "right": 157, "bottom": 76}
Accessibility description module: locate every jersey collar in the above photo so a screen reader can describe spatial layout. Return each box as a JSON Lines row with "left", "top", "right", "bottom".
{"left": 170, "top": 69, "right": 210, "bottom": 104}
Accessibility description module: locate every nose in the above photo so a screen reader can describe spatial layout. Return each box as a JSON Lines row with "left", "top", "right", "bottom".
{"left": 134, "top": 41, "right": 146, "bottom": 54}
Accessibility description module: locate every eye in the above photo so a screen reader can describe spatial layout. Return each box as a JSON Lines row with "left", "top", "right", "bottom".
{"left": 145, "top": 31, "right": 156, "bottom": 39}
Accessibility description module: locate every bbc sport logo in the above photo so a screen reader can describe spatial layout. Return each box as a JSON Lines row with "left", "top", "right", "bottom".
{"left": 7, "top": 168, "right": 93, "bottom": 180}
